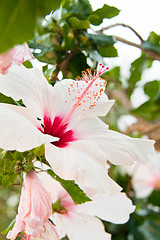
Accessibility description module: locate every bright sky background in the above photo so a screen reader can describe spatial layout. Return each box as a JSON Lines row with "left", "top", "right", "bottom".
{"left": 89, "top": 0, "right": 160, "bottom": 108}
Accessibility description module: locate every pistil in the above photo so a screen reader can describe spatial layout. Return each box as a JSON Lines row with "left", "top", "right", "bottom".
{"left": 58, "top": 63, "right": 109, "bottom": 129}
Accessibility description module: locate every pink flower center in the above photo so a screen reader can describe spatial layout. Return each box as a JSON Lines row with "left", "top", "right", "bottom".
{"left": 39, "top": 63, "right": 109, "bottom": 148}
{"left": 52, "top": 193, "right": 76, "bottom": 215}
{"left": 42, "top": 115, "right": 76, "bottom": 148}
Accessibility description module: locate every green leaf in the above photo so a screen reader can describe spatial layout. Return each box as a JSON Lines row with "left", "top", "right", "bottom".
{"left": 29, "top": 33, "right": 55, "bottom": 64}
{"left": 89, "top": 4, "right": 120, "bottom": 25}
{"left": 142, "top": 31, "right": 160, "bottom": 54}
{"left": 2, "top": 174, "right": 17, "bottom": 188}
{"left": 60, "top": 22, "right": 75, "bottom": 50}
{"left": 127, "top": 54, "right": 153, "bottom": 95}
{"left": 13, "top": 151, "right": 24, "bottom": 162}
{"left": 1, "top": 150, "right": 14, "bottom": 162}
{"left": 148, "top": 190, "right": 160, "bottom": 207}
{"left": 47, "top": 169, "right": 91, "bottom": 204}
{"left": 0, "top": 93, "right": 15, "bottom": 105}
{"left": 107, "top": 66, "right": 121, "bottom": 84}
{"left": 0, "top": 151, "right": 18, "bottom": 187}
{"left": 33, "top": 144, "right": 45, "bottom": 157}
{"left": 68, "top": 17, "right": 90, "bottom": 29}
{"left": 68, "top": 51, "right": 89, "bottom": 77}
{"left": 84, "top": 32, "right": 115, "bottom": 46}
{"left": 1, "top": 218, "right": 16, "bottom": 234}
{"left": 0, "top": 0, "right": 62, "bottom": 53}
{"left": 62, "top": 0, "right": 92, "bottom": 19}
{"left": 142, "top": 41, "right": 160, "bottom": 54}
{"left": 23, "top": 60, "right": 33, "bottom": 69}
{"left": 88, "top": 50, "right": 105, "bottom": 63}
{"left": 148, "top": 31, "right": 160, "bottom": 47}
{"left": 98, "top": 45, "right": 118, "bottom": 57}
{"left": 128, "top": 56, "right": 144, "bottom": 91}
{"left": 131, "top": 100, "right": 160, "bottom": 121}
{"left": 0, "top": 174, "right": 3, "bottom": 185}
{"left": 89, "top": 14, "right": 101, "bottom": 26}
{"left": 144, "top": 80, "right": 160, "bottom": 100}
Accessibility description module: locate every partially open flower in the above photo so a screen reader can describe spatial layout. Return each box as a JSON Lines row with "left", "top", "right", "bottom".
{"left": 39, "top": 170, "right": 135, "bottom": 240}
{"left": 0, "top": 43, "right": 33, "bottom": 74}
{"left": 7, "top": 170, "right": 59, "bottom": 240}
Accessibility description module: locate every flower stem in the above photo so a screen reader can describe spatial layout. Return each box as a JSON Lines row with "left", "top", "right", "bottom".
{"left": 18, "top": 174, "right": 23, "bottom": 187}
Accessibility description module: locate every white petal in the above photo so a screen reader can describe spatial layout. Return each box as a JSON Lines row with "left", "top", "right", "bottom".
{"left": 13, "top": 43, "right": 33, "bottom": 64}
{"left": 0, "top": 65, "right": 54, "bottom": 119}
{"left": 68, "top": 114, "right": 110, "bottom": 138}
{"left": 45, "top": 142, "right": 121, "bottom": 197}
{"left": 133, "top": 181, "right": 153, "bottom": 198}
{"left": 0, "top": 68, "right": 113, "bottom": 128}
{"left": 35, "top": 166, "right": 66, "bottom": 203}
{"left": 0, "top": 104, "right": 56, "bottom": 151}
{"left": 53, "top": 212, "right": 111, "bottom": 240}
{"left": 36, "top": 220, "right": 59, "bottom": 240}
{"left": 51, "top": 79, "right": 114, "bottom": 118}
{"left": 73, "top": 118, "right": 155, "bottom": 166}
{"left": 96, "top": 130, "right": 155, "bottom": 165}
{"left": 0, "top": 43, "right": 32, "bottom": 74}
{"left": 77, "top": 192, "right": 135, "bottom": 224}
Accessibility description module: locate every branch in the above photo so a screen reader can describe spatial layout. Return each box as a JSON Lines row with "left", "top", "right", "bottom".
{"left": 98, "top": 23, "right": 160, "bottom": 61}
{"left": 50, "top": 48, "right": 77, "bottom": 83}
{"left": 99, "top": 23, "right": 144, "bottom": 43}
{"left": 125, "top": 120, "right": 160, "bottom": 141}
{"left": 113, "top": 35, "right": 160, "bottom": 61}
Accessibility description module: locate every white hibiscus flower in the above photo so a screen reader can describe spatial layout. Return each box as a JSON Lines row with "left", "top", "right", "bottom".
{"left": 7, "top": 170, "right": 59, "bottom": 240}
{"left": 0, "top": 63, "right": 154, "bottom": 194}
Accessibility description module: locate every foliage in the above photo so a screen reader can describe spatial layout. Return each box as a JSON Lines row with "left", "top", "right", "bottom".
{"left": 29, "top": 0, "right": 118, "bottom": 80}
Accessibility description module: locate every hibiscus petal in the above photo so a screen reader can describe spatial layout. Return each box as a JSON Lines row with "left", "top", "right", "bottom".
{"left": 37, "top": 220, "right": 59, "bottom": 240}
{"left": 0, "top": 66, "right": 114, "bottom": 127}
{"left": 53, "top": 212, "right": 111, "bottom": 240}
{"left": 6, "top": 216, "right": 25, "bottom": 239}
{"left": 24, "top": 171, "right": 52, "bottom": 224}
{"left": 133, "top": 181, "right": 154, "bottom": 198}
{"left": 0, "top": 65, "right": 54, "bottom": 119}
{"left": 77, "top": 192, "right": 135, "bottom": 224}
{"left": 96, "top": 130, "right": 155, "bottom": 165}
{"left": 0, "top": 104, "right": 57, "bottom": 151}
{"left": 0, "top": 43, "right": 32, "bottom": 74}
{"left": 68, "top": 114, "right": 110, "bottom": 137}
{"left": 68, "top": 112, "right": 155, "bottom": 167}
{"left": 45, "top": 142, "right": 121, "bottom": 197}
